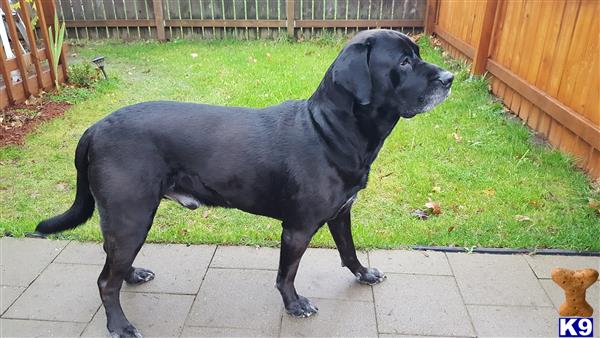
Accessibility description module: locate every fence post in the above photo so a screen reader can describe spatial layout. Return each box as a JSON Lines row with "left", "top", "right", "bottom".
{"left": 153, "top": 0, "right": 166, "bottom": 41}
{"left": 34, "top": 0, "right": 56, "bottom": 87}
{"left": 471, "top": 0, "right": 498, "bottom": 75}
{"left": 1, "top": 0, "right": 32, "bottom": 98}
{"left": 286, "top": 0, "right": 295, "bottom": 38}
{"left": 40, "top": 0, "right": 53, "bottom": 28}
{"left": 19, "top": 0, "right": 44, "bottom": 92}
{"left": 0, "top": 40, "right": 14, "bottom": 104}
{"left": 424, "top": 0, "right": 438, "bottom": 34}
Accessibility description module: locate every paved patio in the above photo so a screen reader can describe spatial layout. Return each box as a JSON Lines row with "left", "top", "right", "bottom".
{"left": 1, "top": 237, "right": 598, "bottom": 337}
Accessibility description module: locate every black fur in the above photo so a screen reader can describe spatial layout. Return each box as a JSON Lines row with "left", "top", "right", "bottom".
{"left": 37, "top": 29, "right": 453, "bottom": 337}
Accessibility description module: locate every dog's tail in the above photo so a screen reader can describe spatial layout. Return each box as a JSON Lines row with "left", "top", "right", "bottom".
{"left": 36, "top": 128, "right": 95, "bottom": 234}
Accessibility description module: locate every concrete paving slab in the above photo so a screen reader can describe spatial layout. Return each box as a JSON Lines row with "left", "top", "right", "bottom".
{"left": 369, "top": 250, "right": 452, "bottom": 276}
{"left": 448, "top": 253, "right": 553, "bottom": 307}
{"left": 380, "top": 335, "right": 471, "bottom": 338}
{"left": 211, "top": 245, "right": 280, "bottom": 270}
{"left": 294, "top": 248, "right": 372, "bottom": 301}
{"left": 0, "top": 238, "right": 68, "bottom": 287}
{"left": 122, "top": 244, "right": 216, "bottom": 294}
{"left": 539, "top": 279, "right": 600, "bottom": 329}
{"left": 82, "top": 292, "right": 195, "bottom": 337}
{"left": 3, "top": 263, "right": 102, "bottom": 322}
{"left": 55, "top": 241, "right": 105, "bottom": 265}
{"left": 373, "top": 274, "right": 475, "bottom": 337}
{"left": 539, "top": 279, "right": 600, "bottom": 310}
{"left": 467, "top": 305, "right": 557, "bottom": 337}
{"left": 525, "top": 255, "right": 600, "bottom": 279}
{"left": 1, "top": 285, "right": 25, "bottom": 315}
{"left": 186, "top": 268, "right": 282, "bottom": 335}
{"left": 4, "top": 241, "right": 598, "bottom": 338}
{"left": 0, "top": 318, "right": 86, "bottom": 337}
{"left": 280, "top": 298, "right": 377, "bottom": 337}
{"left": 181, "top": 326, "right": 276, "bottom": 337}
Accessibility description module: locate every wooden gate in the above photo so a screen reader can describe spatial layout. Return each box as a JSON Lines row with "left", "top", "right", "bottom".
{"left": 1, "top": 0, "right": 68, "bottom": 110}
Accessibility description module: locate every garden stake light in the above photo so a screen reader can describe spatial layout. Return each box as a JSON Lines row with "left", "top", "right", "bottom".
{"left": 92, "top": 56, "right": 107, "bottom": 80}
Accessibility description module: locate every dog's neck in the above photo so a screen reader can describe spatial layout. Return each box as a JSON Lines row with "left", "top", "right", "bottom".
{"left": 306, "top": 71, "right": 401, "bottom": 181}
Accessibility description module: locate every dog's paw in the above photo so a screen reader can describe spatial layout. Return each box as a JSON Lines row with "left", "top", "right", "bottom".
{"left": 125, "top": 267, "right": 155, "bottom": 285}
{"left": 109, "top": 324, "right": 143, "bottom": 338}
{"left": 355, "top": 267, "right": 386, "bottom": 285}
{"left": 286, "top": 295, "right": 319, "bottom": 318}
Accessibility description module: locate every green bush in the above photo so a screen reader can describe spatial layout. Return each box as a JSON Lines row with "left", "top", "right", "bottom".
{"left": 67, "top": 63, "right": 99, "bottom": 88}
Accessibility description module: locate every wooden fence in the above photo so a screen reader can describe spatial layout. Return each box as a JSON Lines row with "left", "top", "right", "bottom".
{"left": 56, "top": 0, "right": 426, "bottom": 40}
{"left": 0, "top": 0, "right": 68, "bottom": 109}
{"left": 427, "top": 0, "right": 600, "bottom": 179}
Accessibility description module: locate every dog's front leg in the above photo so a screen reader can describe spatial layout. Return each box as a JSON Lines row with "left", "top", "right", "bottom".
{"left": 276, "top": 226, "right": 319, "bottom": 317}
{"left": 328, "top": 208, "right": 385, "bottom": 285}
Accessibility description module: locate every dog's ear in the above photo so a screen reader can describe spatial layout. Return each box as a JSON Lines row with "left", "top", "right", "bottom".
{"left": 332, "top": 41, "right": 372, "bottom": 106}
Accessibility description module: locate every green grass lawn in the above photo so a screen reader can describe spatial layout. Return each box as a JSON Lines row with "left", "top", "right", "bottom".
{"left": 1, "top": 37, "right": 598, "bottom": 251}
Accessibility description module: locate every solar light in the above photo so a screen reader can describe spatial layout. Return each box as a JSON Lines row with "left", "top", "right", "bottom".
{"left": 92, "top": 56, "right": 108, "bottom": 80}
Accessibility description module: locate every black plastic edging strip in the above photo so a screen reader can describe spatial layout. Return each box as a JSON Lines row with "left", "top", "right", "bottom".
{"left": 410, "top": 245, "right": 600, "bottom": 257}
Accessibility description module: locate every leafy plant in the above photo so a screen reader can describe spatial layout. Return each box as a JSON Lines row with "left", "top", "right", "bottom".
{"left": 67, "top": 63, "right": 98, "bottom": 88}
{"left": 10, "top": 0, "right": 38, "bottom": 26}
{"left": 48, "top": 12, "right": 66, "bottom": 89}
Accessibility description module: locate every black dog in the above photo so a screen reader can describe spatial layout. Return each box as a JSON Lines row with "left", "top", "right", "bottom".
{"left": 36, "top": 29, "right": 452, "bottom": 337}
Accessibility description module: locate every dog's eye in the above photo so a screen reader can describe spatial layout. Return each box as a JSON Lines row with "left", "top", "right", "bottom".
{"left": 400, "top": 57, "right": 410, "bottom": 66}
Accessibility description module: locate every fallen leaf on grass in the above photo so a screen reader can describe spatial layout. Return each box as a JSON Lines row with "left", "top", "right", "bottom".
{"left": 448, "top": 226, "right": 455, "bottom": 233}
{"left": 425, "top": 201, "right": 442, "bottom": 215}
{"left": 452, "top": 133, "right": 462, "bottom": 142}
{"left": 528, "top": 199, "right": 542, "bottom": 208}
{"left": 483, "top": 188, "right": 495, "bottom": 196}
{"left": 515, "top": 215, "right": 532, "bottom": 222}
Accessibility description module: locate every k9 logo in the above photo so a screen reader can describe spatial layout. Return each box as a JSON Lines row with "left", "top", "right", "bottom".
{"left": 559, "top": 318, "right": 594, "bottom": 337}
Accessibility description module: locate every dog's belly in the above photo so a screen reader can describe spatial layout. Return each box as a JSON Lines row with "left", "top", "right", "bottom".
{"left": 162, "top": 171, "right": 234, "bottom": 210}
{"left": 164, "top": 190, "right": 202, "bottom": 210}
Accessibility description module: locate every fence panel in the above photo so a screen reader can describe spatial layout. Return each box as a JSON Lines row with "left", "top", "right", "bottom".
{"left": 56, "top": 0, "right": 426, "bottom": 40}
{"left": 1, "top": 0, "right": 68, "bottom": 109}
{"left": 429, "top": 0, "right": 600, "bottom": 178}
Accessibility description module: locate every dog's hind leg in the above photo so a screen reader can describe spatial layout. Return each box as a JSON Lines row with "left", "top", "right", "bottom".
{"left": 96, "top": 195, "right": 160, "bottom": 338}
{"left": 277, "top": 224, "right": 320, "bottom": 318}
{"left": 328, "top": 208, "right": 385, "bottom": 285}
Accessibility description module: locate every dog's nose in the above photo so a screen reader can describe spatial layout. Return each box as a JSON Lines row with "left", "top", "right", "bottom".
{"left": 437, "top": 71, "right": 454, "bottom": 88}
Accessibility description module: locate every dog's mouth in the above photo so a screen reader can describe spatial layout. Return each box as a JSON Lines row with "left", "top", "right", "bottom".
{"left": 422, "top": 88, "right": 451, "bottom": 111}
{"left": 401, "top": 87, "right": 451, "bottom": 118}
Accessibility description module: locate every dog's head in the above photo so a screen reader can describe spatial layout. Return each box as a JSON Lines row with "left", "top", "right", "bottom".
{"left": 332, "top": 29, "right": 453, "bottom": 118}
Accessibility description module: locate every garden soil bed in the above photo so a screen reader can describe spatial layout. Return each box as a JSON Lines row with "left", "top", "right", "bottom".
{"left": 0, "top": 99, "right": 71, "bottom": 146}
